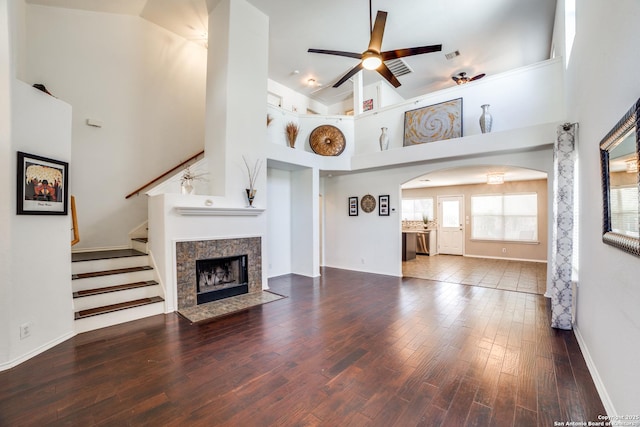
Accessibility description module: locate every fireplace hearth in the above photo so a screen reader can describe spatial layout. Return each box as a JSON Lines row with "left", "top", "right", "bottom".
{"left": 196, "top": 255, "right": 248, "bottom": 304}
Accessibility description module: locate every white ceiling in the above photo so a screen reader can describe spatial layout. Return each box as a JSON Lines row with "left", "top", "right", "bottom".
{"left": 25, "top": 0, "right": 556, "bottom": 187}
{"left": 26, "top": 0, "right": 558, "bottom": 106}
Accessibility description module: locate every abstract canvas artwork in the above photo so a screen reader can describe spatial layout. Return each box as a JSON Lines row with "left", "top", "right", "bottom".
{"left": 403, "top": 98, "right": 463, "bottom": 146}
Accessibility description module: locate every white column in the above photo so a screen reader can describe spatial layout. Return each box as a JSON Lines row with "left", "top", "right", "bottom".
{"left": 205, "top": 0, "right": 269, "bottom": 205}
{"left": 290, "top": 167, "right": 320, "bottom": 277}
{"left": 352, "top": 70, "right": 364, "bottom": 115}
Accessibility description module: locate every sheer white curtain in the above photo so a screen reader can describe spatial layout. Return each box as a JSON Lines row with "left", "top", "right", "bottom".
{"left": 550, "top": 123, "right": 577, "bottom": 330}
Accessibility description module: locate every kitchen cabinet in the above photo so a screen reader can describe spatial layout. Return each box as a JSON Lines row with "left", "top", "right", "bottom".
{"left": 402, "top": 232, "right": 416, "bottom": 261}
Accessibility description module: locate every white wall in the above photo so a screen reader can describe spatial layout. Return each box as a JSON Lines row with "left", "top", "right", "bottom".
{"left": 24, "top": 5, "right": 207, "bottom": 251}
{"left": 266, "top": 105, "right": 354, "bottom": 168}
{"left": 1, "top": 80, "right": 74, "bottom": 370}
{"left": 266, "top": 167, "right": 292, "bottom": 277}
{"left": 354, "top": 59, "right": 564, "bottom": 155}
{"left": 267, "top": 79, "right": 329, "bottom": 115}
{"left": 0, "top": 0, "right": 13, "bottom": 366}
{"left": 559, "top": 0, "right": 640, "bottom": 415}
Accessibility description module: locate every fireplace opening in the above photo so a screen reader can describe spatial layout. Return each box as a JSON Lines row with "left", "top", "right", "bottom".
{"left": 196, "top": 254, "right": 249, "bottom": 304}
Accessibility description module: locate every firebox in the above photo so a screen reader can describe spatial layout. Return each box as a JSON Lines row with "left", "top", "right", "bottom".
{"left": 196, "top": 254, "right": 249, "bottom": 304}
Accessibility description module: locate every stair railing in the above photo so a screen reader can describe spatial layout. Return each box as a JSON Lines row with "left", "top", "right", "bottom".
{"left": 71, "top": 195, "right": 80, "bottom": 246}
{"left": 125, "top": 150, "right": 205, "bottom": 199}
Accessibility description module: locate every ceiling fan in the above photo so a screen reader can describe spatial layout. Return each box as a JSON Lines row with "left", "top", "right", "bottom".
{"left": 452, "top": 71, "right": 486, "bottom": 85}
{"left": 307, "top": 2, "right": 442, "bottom": 89}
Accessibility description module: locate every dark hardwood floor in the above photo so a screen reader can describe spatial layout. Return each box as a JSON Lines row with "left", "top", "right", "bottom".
{"left": 0, "top": 268, "right": 605, "bottom": 426}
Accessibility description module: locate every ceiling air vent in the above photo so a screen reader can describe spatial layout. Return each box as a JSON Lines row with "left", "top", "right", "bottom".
{"left": 383, "top": 58, "right": 413, "bottom": 77}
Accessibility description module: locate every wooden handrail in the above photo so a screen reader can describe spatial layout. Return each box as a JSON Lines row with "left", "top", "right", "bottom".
{"left": 71, "top": 195, "right": 80, "bottom": 246}
{"left": 125, "top": 150, "right": 205, "bottom": 199}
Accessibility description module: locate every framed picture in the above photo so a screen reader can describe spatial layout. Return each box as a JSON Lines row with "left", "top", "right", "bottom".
{"left": 403, "top": 98, "right": 463, "bottom": 146}
{"left": 379, "top": 195, "right": 390, "bottom": 216}
{"left": 363, "top": 99, "right": 374, "bottom": 112}
{"left": 348, "top": 196, "right": 358, "bottom": 216}
{"left": 17, "top": 151, "right": 68, "bottom": 215}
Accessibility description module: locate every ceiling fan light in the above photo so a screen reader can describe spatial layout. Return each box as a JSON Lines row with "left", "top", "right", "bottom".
{"left": 362, "top": 51, "right": 382, "bottom": 70}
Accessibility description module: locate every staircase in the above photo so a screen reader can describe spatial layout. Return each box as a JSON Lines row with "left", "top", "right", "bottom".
{"left": 71, "top": 238, "right": 165, "bottom": 333}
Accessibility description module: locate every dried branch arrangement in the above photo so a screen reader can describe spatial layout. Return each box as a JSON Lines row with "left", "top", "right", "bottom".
{"left": 285, "top": 122, "right": 300, "bottom": 148}
{"left": 242, "top": 156, "right": 262, "bottom": 191}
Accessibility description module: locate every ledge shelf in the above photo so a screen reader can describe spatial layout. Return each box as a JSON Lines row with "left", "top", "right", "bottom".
{"left": 175, "top": 206, "right": 265, "bottom": 216}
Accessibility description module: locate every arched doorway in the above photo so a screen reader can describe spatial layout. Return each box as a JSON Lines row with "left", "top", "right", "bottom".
{"left": 400, "top": 165, "right": 549, "bottom": 295}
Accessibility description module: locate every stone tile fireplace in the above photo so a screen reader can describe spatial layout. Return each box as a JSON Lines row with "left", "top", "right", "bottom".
{"left": 176, "top": 237, "right": 261, "bottom": 310}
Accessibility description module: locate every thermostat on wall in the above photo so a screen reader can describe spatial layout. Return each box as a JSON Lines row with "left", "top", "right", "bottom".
{"left": 86, "top": 118, "right": 103, "bottom": 128}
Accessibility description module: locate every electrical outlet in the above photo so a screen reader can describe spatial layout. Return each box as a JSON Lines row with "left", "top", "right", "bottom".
{"left": 502, "top": 248, "right": 507, "bottom": 253}
{"left": 20, "top": 322, "right": 32, "bottom": 340}
{"left": 361, "top": 258, "right": 365, "bottom": 264}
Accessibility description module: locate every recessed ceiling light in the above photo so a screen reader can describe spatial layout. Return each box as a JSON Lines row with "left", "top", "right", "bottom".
{"left": 445, "top": 50, "right": 461, "bottom": 60}
{"left": 487, "top": 173, "right": 505, "bottom": 184}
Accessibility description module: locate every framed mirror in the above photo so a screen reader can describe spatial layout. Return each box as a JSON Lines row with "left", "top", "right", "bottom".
{"left": 600, "top": 98, "right": 640, "bottom": 256}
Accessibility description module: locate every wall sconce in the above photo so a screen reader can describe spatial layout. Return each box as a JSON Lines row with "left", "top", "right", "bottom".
{"left": 487, "top": 173, "right": 505, "bottom": 184}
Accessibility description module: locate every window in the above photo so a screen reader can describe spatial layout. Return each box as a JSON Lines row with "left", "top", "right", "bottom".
{"left": 610, "top": 186, "right": 639, "bottom": 237}
{"left": 402, "top": 198, "right": 434, "bottom": 221}
{"left": 471, "top": 193, "right": 538, "bottom": 241}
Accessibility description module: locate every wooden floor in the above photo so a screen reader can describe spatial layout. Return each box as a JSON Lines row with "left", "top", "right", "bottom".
{"left": 0, "top": 268, "right": 605, "bottom": 426}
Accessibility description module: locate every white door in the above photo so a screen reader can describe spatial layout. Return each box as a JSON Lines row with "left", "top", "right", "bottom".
{"left": 438, "top": 196, "right": 464, "bottom": 255}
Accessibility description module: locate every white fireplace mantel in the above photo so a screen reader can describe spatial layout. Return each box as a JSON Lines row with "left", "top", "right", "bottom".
{"left": 175, "top": 206, "right": 265, "bottom": 216}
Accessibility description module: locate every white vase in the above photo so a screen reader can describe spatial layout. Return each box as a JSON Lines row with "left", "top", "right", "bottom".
{"left": 379, "top": 127, "right": 389, "bottom": 150}
{"left": 181, "top": 178, "right": 194, "bottom": 195}
{"left": 479, "top": 104, "right": 493, "bottom": 133}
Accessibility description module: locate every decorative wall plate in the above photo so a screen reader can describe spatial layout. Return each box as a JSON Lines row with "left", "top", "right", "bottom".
{"left": 309, "top": 125, "right": 346, "bottom": 156}
{"left": 360, "top": 194, "right": 376, "bottom": 213}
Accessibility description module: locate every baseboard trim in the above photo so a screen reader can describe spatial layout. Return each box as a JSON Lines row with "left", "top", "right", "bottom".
{"left": 72, "top": 245, "right": 130, "bottom": 254}
{"left": 573, "top": 326, "right": 616, "bottom": 417}
{"left": 463, "top": 254, "right": 547, "bottom": 263}
{"left": 0, "top": 331, "right": 75, "bottom": 372}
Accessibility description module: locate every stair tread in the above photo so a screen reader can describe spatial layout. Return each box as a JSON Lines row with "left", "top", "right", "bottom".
{"left": 74, "top": 296, "right": 164, "bottom": 320}
{"left": 72, "top": 265, "right": 153, "bottom": 280}
{"left": 72, "top": 249, "right": 147, "bottom": 263}
{"left": 73, "top": 280, "right": 159, "bottom": 298}
{"left": 131, "top": 238, "right": 148, "bottom": 243}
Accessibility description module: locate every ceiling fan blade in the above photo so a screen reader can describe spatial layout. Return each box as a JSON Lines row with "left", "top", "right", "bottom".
{"left": 470, "top": 73, "right": 486, "bottom": 81}
{"left": 308, "top": 49, "right": 362, "bottom": 60}
{"left": 376, "top": 62, "right": 401, "bottom": 88}
{"left": 333, "top": 63, "right": 364, "bottom": 88}
{"left": 381, "top": 44, "right": 442, "bottom": 60}
{"left": 368, "top": 11, "right": 387, "bottom": 52}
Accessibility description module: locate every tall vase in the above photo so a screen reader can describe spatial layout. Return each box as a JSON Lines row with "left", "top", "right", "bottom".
{"left": 479, "top": 104, "right": 493, "bottom": 133}
{"left": 246, "top": 188, "right": 256, "bottom": 207}
{"left": 379, "top": 127, "right": 389, "bottom": 151}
